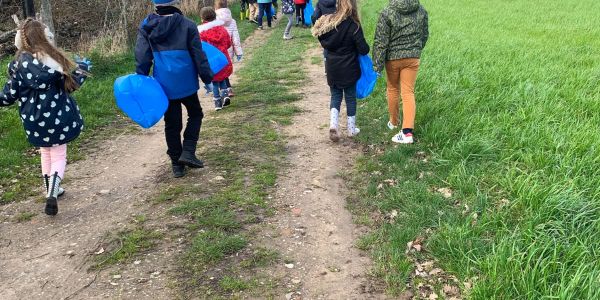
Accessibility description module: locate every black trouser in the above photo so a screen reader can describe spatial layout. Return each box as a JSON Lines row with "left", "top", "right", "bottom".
{"left": 295, "top": 3, "right": 306, "bottom": 24}
{"left": 164, "top": 93, "right": 203, "bottom": 163}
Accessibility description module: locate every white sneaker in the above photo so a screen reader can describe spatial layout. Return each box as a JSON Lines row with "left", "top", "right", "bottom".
{"left": 387, "top": 121, "right": 397, "bottom": 131}
{"left": 348, "top": 127, "right": 360, "bottom": 137}
{"left": 392, "top": 131, "right": 414, "bottom": 144}
{"left": 283, "top": 34, "right": 293, "bottom": 40}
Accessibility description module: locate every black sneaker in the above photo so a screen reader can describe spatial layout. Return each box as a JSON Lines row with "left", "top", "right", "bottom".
{"left": 178, "top": 152, "right": 205, "bottom": 169}
{"left": 172, "top": 163, "right": 186, "bottom": 178}
{"left": 223, "top": 96, "right": 231, "bottom": 107}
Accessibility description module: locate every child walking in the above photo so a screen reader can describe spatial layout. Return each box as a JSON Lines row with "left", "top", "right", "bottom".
{"left": 0, "top": 19, "right": 91, "bottom": 215}
{"left": 257, "top": 0, "right": 274, "bottom": 29}
{"left": 136, "top": 0, "right": 214, "bottom": 178}
{"left": 372, "top": 0, "right": 428, "bottom": 144}
{"left": 282, "top": 0, "right": 295, "bottom": 39}
{"left": 215, "top": 0, "right": 243, "bottom": 96}
{"left": 312, "top": 0, "right": 369, "bottom": 142}
{"left": 198, "top": 7, "right": 233, "bottom": 110}
{"left": 294, "top": 0, "right": 308, "bottom": 27}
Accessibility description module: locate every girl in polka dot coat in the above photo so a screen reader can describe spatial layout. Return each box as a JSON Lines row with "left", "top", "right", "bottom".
{"left": 0, "top": 19, "right": 91, "bottom": 216}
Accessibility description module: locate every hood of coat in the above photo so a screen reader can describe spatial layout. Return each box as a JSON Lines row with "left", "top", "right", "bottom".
{"left": 316, "top": 18, "right": 355, "bottom": 49}
{"left": 216, "top": 8, "right": 233, "bottom": 27}
{"left": 390, "top": 0, "right": 420, "bottom": 14}
{"left": 143, "top": 13, "right": 185, "bottom": 43}
{"left": 197, "top": 20, "right": 226, "bottom": 33}
{"left": 14, "top": 53, "right": 63, "bottom": 90}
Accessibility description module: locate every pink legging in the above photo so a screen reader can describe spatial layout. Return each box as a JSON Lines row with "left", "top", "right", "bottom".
{"left": 40, "top": 144, "right": 67, "bottom": 179}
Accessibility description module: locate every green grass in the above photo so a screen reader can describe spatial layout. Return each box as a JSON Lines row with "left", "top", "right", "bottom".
{"left": 14, "top": 211, "right": 36, "bottom": 223}
{"left": 0, "top": 53, "right": 135, "bottom": 203}
{"left": 354, "top": 0, "right": 600, "bottom": 298}
{"left": 92, "top": 227, "right": 163, "bottom": 270}
{"left": 167, "top": 22, "right": 314, "bottom": 298}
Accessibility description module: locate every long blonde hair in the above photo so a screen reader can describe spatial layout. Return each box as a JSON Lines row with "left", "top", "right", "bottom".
{"left": 312, "top": 0, "right": 361, "bottom": 37}
{"left": 17, "top": 18, "right": 79, "bottom": 93}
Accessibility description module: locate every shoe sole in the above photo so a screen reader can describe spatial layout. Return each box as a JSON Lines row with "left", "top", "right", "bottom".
{"left": 329, "top": 129, "right": 340, "bottom": 142}
{"left": 45, "top": 197, "right": 58, "bottom": 216}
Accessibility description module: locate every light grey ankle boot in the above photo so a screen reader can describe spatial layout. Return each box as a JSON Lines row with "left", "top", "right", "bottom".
{"left": 347, "top": 116, "right": 360, "bottom": 137}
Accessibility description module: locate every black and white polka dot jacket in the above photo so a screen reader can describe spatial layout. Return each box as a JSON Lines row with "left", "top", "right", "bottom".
{"left": 0, "top": 53, "right": 89, "bottom": 147}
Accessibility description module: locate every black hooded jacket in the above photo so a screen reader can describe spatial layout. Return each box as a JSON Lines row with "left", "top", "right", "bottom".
{"left": 312, "top": 0, "right": 336, "bottom": 24}
{"left": 317, "top": 18, "right": 370, "bottom": 88}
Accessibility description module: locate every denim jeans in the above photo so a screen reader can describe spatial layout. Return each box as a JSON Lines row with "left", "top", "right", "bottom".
{"left": 330, "top": 83, "right": 357, "bottom": 117}
{"left": 258, "top": 3, "right": 273, "bottom": 27}
{"left": 212, "top": 81, "right": 229, "bottom": 99}
{"left": 164, "top": 93, "right": 204, "bottom": 162}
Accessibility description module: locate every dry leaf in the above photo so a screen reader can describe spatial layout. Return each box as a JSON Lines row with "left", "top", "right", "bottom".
{"left": 429, "top": 268, "right": 443, "bottom": 276}
{"left": 429, "top": 292, "right": 439, "bottom": 299}
{"left": 443, "top": 284, "right": 460, "bottom": 296}
{"left": 437, "top": 188, "right": 453, "bottom": 199}
{"left": 94, "top": 247, "right": 105, "bottom": 255}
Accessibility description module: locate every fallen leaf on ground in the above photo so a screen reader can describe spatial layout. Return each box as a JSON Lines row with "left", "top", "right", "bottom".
{"left": 437, "top": 188, "right": 453, "bottom": 198}
{"left": 443, "top": 284, "right": 460, "bottom": 296}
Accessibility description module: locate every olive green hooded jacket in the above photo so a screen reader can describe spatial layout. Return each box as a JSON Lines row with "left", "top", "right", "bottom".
{"left": 372, "top": 0, "right": 429, "bottom": 73}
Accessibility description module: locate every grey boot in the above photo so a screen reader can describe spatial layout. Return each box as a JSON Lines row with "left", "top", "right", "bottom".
{"left": 178, "top": 141, "right": 204, "bottom": 169}
{"left": 45, "top": 172, "right": 61, "bottom": 216}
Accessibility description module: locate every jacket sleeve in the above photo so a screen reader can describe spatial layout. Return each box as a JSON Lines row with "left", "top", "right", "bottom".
{"left": 231, "top": 21, "right": 243, "bottom": 56}
{"left": 354, "top": 26, "right": 370, "bottom": 56}
{"left": 0, "top": 62, "right": 18, "bottom": 107}
{"left": 134, "top": 26, "right": 153, "bottom": 76}
{"left": 421, "top": 7, "right": 429, "bottom": 48}
{"left": 189, "top": 25, "right": 214, "bottom": 84}
{"left": 372, "top": 11, "right": 390, "bottom": 73}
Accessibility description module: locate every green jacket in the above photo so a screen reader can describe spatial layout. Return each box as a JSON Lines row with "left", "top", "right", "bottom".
{"left": 372, "top": 0, "right": 429, "bottom": 73}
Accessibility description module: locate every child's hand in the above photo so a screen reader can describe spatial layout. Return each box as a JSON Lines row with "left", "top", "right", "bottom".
{"left": 74, "top": 55, "right": 93, "bottom": 71}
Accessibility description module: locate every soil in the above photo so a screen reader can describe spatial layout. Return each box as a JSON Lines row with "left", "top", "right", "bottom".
{"left": 258, "top": 48, "right": 387, "bottom": 299}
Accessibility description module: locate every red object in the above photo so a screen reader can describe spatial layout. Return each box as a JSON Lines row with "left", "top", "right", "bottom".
{"left": 294, "top": 0, "right": 307, "bottom": 4}
{"left": 199, "top": 21, "right": 233, "bottom": 82}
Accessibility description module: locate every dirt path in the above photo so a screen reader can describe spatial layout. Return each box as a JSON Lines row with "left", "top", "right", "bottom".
{"left": 264, "top": 48, "right": 386, "bottom": 299}
{"left": 0, "top": 26, "right": 273, "bottom": 300}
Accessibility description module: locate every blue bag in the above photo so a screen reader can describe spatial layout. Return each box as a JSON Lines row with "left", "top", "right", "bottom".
{"left": 304, "top": 0, "right": 314, "bottom": 26}
{"left": 202, "top": 42, "right": 228, "bottom": 74}
{"left": 114, "top": 74, "right": 169, "bottom": 129}
{"left": 356, "top": 55, "right": 378, "bottom": 99}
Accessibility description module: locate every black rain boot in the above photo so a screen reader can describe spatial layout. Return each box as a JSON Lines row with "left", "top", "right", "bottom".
{"left": 172, "top": 162, "right": 186, "bottom": 178}
{"left": 45, "top": 172, "right": 61, "bottom": 216}
{"left": 178, "top": 141, "right": 204, "bottom": 169}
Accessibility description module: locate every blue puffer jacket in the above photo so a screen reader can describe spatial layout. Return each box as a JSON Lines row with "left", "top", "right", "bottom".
{"left": 135, "top": 12, "right": 213, "bottom": 100}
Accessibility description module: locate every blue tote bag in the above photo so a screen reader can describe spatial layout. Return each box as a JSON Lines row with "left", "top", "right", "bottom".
{"left": 202, "top": 42, "right": 228, "bottom": 74}
{"left": 304, "top": 0, "right": 314, "bottom": 26}
{"left": 356, "top": 55, "right": 378, "bottom": 99}
{"left": 114, "top": 74, "right": 169, "bottom": 129}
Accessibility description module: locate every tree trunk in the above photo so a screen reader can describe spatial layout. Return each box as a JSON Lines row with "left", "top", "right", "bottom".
{"left": 40, "top": 0, "right": 56, "bottom": 43}
{"left": 23, "top": 0, "right": 35, "bottom": 18}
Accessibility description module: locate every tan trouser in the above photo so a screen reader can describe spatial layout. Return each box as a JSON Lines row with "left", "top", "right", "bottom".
{"left": 385, "top": 58, "right": 420, "bottom": 129}
{"left": 249, "top": 3, "right": 259, "bottom": 20}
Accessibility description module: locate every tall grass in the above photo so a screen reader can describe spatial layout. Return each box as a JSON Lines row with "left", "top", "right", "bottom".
{"left": 355, "top": 0, "right": 600, "bottom": 298}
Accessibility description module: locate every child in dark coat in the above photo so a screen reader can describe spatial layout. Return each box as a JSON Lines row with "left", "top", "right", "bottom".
{"left": 135, "top": 0, "right": 214, "bottom": 178}
{"left": 312, "top": 0, "right": 369, "bottom": 142}
{"left": 198, "top": 7, "right": 234, "bottom": 111}
{"left": 0, "top": 19, "right": 91, "bottom": 215}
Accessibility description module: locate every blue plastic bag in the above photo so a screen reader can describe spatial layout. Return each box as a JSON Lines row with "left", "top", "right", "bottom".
{"left": 114, "top": 74, "right": 169, "bottom": 129}
{"left": 202, "top": 42, "right": 228, "bottom": 74}
{"left": 356, "top": 55, "right": 378, "bottom": 99}
{"left": 304, "top": 0, "right": 314, "bottom": 26}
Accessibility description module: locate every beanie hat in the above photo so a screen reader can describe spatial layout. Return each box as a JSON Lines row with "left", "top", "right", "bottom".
{"left": 153, "top": 0, "right": 180, "bottom": 6}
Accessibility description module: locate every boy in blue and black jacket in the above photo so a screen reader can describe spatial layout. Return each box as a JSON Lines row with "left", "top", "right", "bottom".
{"left": 135, "top": 0, "right": 214, "bottom": 178}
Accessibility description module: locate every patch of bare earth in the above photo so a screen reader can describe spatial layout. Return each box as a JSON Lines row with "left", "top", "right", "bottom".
{"left": 257, "top": 47, "right": 388, "bottom": 299}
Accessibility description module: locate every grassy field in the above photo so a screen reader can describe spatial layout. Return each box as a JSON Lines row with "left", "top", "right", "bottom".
{"left": 354, "top": 0, "right": 600, "bottom": 298}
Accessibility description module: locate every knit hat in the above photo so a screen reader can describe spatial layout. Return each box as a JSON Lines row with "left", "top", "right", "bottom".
{"left": 153, "top": 0, "right": 180, "bottom": 6}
